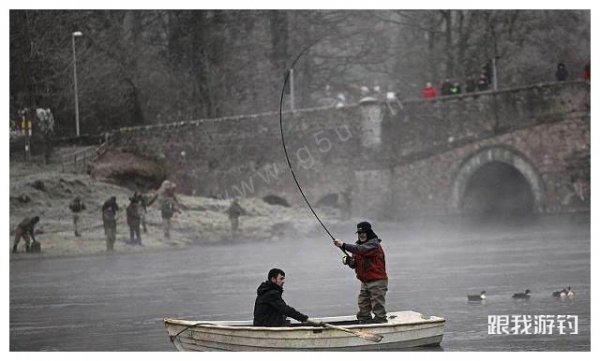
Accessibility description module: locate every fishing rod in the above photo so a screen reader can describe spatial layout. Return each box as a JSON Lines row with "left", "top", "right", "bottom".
{"left": 278, "top": 40, "right": 349, "bottom": 258}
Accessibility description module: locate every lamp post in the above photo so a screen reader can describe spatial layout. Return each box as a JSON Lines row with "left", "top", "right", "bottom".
{"left": 72, "top": 31, "right": 83, "bottom": 136}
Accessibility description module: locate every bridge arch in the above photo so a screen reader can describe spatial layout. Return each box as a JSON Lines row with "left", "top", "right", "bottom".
{"left": 450, "top": 146, "right": 545, "bottom": 214}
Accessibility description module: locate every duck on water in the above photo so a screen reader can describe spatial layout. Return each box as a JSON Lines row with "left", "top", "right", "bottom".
{"left": 512, "top": 289, "right": 531, "bottom": 299}
{"left": 552, "top": 286, "right": 574, "bottom": 299}
{"left": 467, "top": 291, "right": 486, "bottom": 302}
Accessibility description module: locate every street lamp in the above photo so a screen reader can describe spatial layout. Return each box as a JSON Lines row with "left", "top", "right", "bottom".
{"left": 72, "top": 31, "right": 83, "bottom": 136}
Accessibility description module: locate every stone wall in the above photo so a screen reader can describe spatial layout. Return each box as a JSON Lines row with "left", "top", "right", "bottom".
{"left": 352, "top": 81, "right": 590, "bottom": 219}
{"left": 375, "top": 115, "right": 590, "bottom": 220}
{"left": 379, "top": 80, "right": 590, "bottom": 164}
{"left": 110, "top": 107, "right": 362, "bottom": 206}
{"left": 108, "top": 81, "right": 590, "bottom": 219}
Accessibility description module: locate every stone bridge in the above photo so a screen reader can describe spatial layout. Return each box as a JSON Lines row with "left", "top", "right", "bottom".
{"left": 107, "top": 81, "right": 590, "bottom": 220}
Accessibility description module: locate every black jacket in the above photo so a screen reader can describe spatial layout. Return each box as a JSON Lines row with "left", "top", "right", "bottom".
{"left": 69, "top": 198, "right": 86, "bottom": 213}
{"left": 253, "top": 281, "right": 308, "bottom": 326}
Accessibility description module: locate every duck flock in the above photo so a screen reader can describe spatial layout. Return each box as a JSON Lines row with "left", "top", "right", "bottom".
{"left": 467, "top": 287, "right": 575, "bottom": 301}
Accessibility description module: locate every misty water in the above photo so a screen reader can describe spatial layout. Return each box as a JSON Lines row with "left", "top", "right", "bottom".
{"left": 10, "top": 214, "right": 590, "bottom": 351}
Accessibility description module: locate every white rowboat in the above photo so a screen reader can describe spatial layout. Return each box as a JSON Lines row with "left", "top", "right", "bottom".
{"left": 164, "top": 310, "right": 445, "bottom": 351}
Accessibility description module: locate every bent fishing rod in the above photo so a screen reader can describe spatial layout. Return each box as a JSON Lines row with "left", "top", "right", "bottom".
{"left": 278, "top": 41, "right": 349, "bottom": 258}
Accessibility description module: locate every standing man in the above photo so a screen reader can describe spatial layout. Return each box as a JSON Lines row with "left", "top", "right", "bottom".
{"left": 339, "top": 186, "right": 353, "bottom": 220}
{"left": 69, "top": 196, "right": 86, "bottom": 237}
{"left": 102, "top": 196, "right": 119, "bottom": 251}
{"left": 126, "top": 197, "right": 142, "bottom": 245}
{"left": 333, "top": 221, "right": 388, "bottom": 324}
{"left": 253, "top": 268, "right": 310, "bottom": 327}
{"left": 465, "top": 74, "right": 478, "bottom": 93}
{"left": 226, "top": 198, "right": 245, "bottom": 232}
{"left": 421, "top": 82, "right": 437, "bottom": 101}
{"left": 161, "top": 199, "right": 179, "bottom": 239}
{"left": 555, "top": 62, "right": 569, "bottom": 81}
{"left": 477, "top": 73, "right": 489, "bottom": 91}
{"left": 36, "top": 108, "right": 55, "bottom": 164}
{"left": 440, "top": 77, "right": 452, "bottom": 96}
{"left": 133, "top": 192, "right": 148, "bottom": 233}
{"left": 12, "top": 216, "right": 40, "bottom": 253}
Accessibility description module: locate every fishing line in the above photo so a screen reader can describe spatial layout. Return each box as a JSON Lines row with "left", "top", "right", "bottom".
{"left": 278, "top": 39, "right": 349, "bottom": 257}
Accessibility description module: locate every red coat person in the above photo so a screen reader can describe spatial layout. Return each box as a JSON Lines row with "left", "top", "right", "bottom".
{"left": 422, "top": 82, "right": 437, "bottom": 100}
{"left": 581, "top": 63, "right": 590, "bottom": 81}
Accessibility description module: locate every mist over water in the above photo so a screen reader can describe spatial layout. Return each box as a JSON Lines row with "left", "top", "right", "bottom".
{"left": 10, "top": 214, "right": 589, "bottom": 351}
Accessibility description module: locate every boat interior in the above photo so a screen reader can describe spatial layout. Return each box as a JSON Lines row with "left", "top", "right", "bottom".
{"left": 173, "top": 313, "right": 411, "bottom": 328}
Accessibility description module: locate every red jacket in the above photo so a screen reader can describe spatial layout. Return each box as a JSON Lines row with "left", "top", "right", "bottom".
{"left": 582, "top": 67, "right": 590, "bottom": 80}
{"left": 343, "top": 238, "right": 387, "bottom": 283}
{"left": 422, "top": 86, "right": 437, "bottom": 100}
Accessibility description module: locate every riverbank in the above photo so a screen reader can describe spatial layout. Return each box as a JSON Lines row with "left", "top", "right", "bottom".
{"left": 10, "top": 157, "right": 590, "bottom": 258}
{"left": 9, "top": 159, "right": 343, "bottom": 258}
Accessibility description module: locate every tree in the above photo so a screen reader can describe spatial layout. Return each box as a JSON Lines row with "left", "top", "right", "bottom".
{"left": 10, "top": 10, "right": 590, "bottom": 137}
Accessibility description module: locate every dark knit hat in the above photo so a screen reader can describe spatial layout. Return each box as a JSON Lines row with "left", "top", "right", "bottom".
{"left": 355, "top": 221, "right": 372, "bottom": 233}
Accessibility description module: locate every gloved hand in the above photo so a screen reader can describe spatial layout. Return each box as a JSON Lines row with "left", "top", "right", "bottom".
{"left": 342, "top": 256, "right": 355, "bottom": 268}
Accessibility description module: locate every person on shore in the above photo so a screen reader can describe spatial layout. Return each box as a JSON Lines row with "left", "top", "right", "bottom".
{"left": 422, "top": 82, "right": 437, "bottom": 101}
{"left": 581, "top": 63, "right": 590, "bottom": 80}
{"left": 555, "top": 63, "right": 569, "bottom": 81}
{"left": 69, "top": 196, "right": 86, "bottom": 237}
{"left": 465, "top": 74, "right": 477, "bottom": 93}
{"left": 477, "top": 73, "right": 489, "bottom": 91}
{"left": 126, "top": 197, "right": 142, "bottom": 245}
{"left": 161, "top": 199, "right": 180, "bottom": 239}
{"left": 133, "top": 192, "right": 148, "bottom": 233}
{"left": 102, "top": 196, "right": 119, "bottom": 251}
{"left": 226, "top": 198, "right": 245, "bottom": 232}
{"left": 340, "top": 186, "right": 353, "bottom": 220}
{"left": 333, "top": 221, "right": 388, "bottom": 324}
{"left": 253, "top": 268, "right": 310, "bottom": 327}
{"left": 449, "top": 80, "right": 462, "bottom": 95}
{"left": 12, "top": 216, "right": 40, "bottom": 253}
{"left": 440, "top": 77, "right": 452, "bottom": 96}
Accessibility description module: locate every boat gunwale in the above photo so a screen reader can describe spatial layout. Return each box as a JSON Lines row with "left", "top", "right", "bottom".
{"left": 164, "top": 317, "right": 445, "bottom": 332}
{"left": 168, "top": 320, "right": 444, "bottom": 334}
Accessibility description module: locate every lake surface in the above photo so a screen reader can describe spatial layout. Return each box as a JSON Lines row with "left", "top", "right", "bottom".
{"left": 10, "top": 215, "right": 590, "bottom": 351}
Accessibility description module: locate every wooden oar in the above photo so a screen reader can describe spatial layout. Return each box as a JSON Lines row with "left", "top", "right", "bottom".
{"left": 306, "top": 320, "right": 383, "bottom": 343}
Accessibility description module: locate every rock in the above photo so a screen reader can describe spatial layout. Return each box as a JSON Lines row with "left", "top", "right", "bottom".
{"left": 31, "top": 180, "right": 45, "bottom": 191}
{"left": 262, "top": 195, "right": 290, "bottom": 207}
{"left": 17, "top": 194, "right": 31, "bottom": 203}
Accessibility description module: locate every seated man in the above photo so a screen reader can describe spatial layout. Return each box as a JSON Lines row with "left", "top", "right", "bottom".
{"left": 253, "top": 268, "right": 310, "bottom": 326}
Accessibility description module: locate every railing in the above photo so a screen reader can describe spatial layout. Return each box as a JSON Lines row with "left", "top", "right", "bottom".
{"left": 60, "top": 137, "right": 109, "bottom": 173}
